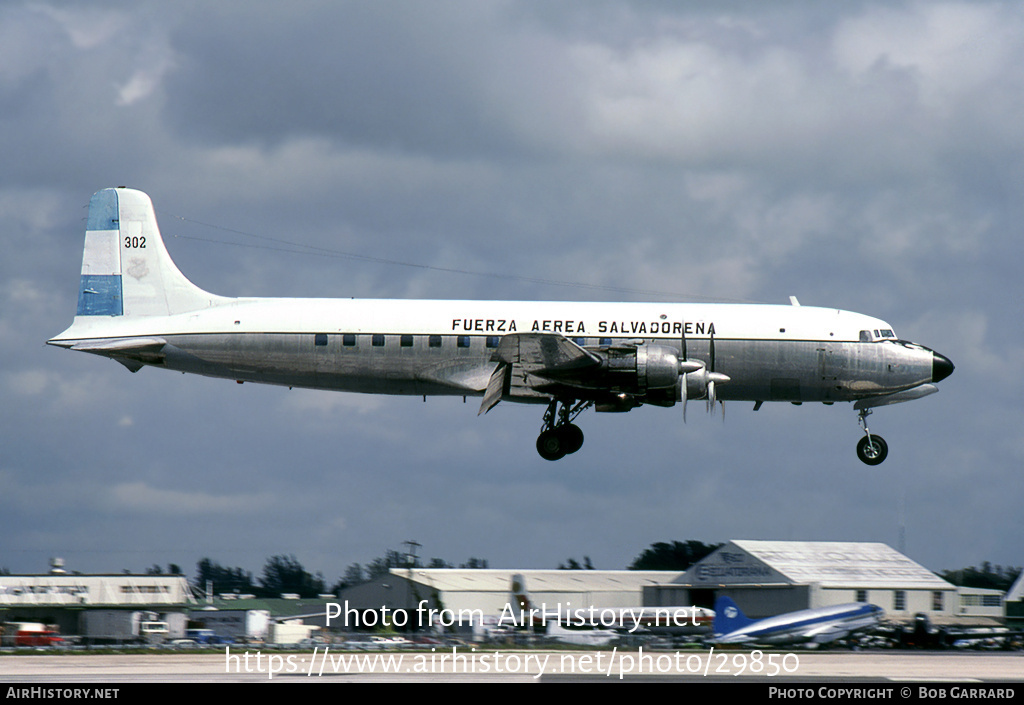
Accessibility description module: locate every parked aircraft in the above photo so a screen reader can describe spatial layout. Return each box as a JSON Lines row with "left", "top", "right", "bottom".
{"left": 710, "top": 596, "right": 884, "bottom": 647}
{"left": 49, "top": 188, "right": 954, "bottom": 462}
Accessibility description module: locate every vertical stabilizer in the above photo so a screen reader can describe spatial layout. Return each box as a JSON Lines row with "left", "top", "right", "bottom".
{"left": 510, "top": 573, "right": 531, "bottom": 613}
{"left": 712, "top": 596, "right": 755, "bottom": 636}
{"left": 75, "top": 187, "right": 223, "bottom": 319}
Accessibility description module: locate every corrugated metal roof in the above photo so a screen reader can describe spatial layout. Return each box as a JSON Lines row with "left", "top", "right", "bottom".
{"left": 397, "top": 569, "right": 677, "bottom": 593}
{"left": 723, "top": 541, "right": 951, "bottom": 588}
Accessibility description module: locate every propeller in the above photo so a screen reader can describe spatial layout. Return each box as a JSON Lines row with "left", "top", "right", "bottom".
{"left": 707, "top": 330, "right": 717, "bottom": 414}
{"left": 678, "top": 322, "right": 702, "bottom": 422}
{"left": 680, "top": 322, "right": 688, "bottom": 422}
{"left": 707, "top": 330, "right": 726, "bottom": 419}
{"left": 678, "top": 320, "right": 728, "bottom": 420}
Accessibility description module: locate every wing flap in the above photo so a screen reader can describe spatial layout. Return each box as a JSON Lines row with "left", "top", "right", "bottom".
{"left": 478, "top": 362, "right": 511, "bottom": 415}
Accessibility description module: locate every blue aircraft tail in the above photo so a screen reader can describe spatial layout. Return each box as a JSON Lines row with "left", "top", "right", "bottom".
{"left": 712, "top": 596, "right": 755, "bottom": 636}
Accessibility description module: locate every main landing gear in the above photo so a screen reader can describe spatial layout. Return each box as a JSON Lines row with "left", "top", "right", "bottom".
{"left": 856, "top": 409, "right": 888, "bottom": 466}
{"left": 536, "top": 399, "right": 592, "bottom": 461}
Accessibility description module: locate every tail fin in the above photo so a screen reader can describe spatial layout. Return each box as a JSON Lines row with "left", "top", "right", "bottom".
{"left": 75, "top": 187, "right": 222, "bottom": 319}
{"left": 510, "top": 573, "right": 531, "bottom": 613}
{"left": 712, "top": 596, "right": 755, "bottom": 636}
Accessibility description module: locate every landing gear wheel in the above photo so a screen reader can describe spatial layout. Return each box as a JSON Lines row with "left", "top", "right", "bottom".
{"left": 857, "top": 435, "right": 888, "bottom": 465}
{"left": 537, "top": 429, "right": 566, "bottom": 461}
{"left": 558, "top": 424, "right": 584, "bottom": 454}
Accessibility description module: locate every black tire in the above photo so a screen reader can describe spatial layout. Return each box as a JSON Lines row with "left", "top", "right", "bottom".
{"left": 536, "top": 429, "right": 566, "bottom": 461}
{"left": 558, "top": 424, "right": 585, "bottom": 454}
{"left": 857, "top": 435, "right": 888, "bottom": 465}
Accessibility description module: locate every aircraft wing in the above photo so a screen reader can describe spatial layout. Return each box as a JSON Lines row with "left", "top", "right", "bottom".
{"left": 478, "top": 333, "right": 603, "bottom": 415}
{"left": 802, "top": 623, "right": 849, "bottom": 643}
{"left": 493, "top": 332, "right": 603, "bottom": 376}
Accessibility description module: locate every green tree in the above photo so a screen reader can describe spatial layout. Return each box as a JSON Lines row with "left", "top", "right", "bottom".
{"left": 629, "top": 541, "right": 723, "bottom": 570}
{"left": 558, "top": 557, "right": 594, "bottom": 569}
{"left": 259, "top": 554, "right": 325, "bottom": 598}
{"left": 195, "top": 558, "right": 256, "bottom": 594}
{"left": 366, "top": 550, "right": 412, "bottom": 580}
{"left": 940, "top": 564, "right": 1021, "bottom": 591}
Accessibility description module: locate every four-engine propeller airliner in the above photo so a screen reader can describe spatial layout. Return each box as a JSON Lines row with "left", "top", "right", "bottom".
{"left": 49, "top": 188, "right": 954, "bottom": 463}
{"left": 710, "top": 596, "right": 884, "bottom": 647}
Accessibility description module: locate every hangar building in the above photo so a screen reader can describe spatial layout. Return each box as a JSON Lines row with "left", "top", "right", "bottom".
{"left": 333, "top": 569, "right": 673, "bottom": 629}
{"left": 0, "top": 568, "right": 194, "bottom": 640}
{"left": 643, "top": 540, "right": 958, "bottom": 620}
{"left": 1004, "top": 571, "right": 1024, "bottom": 627}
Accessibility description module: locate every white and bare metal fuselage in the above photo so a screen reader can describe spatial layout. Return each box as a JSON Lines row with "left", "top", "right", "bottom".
{"left": 48, "top": 188, "right": 954, "bottom": 461}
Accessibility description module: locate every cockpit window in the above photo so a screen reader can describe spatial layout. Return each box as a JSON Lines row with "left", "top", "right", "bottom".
{"left": 861, "top": 329, "right": 898, "bottom": 342}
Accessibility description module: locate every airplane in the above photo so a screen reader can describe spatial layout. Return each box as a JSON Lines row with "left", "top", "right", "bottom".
{"left": 49, "top": 187, "right": 955, "bottom": 463}
{"left": 893, "top": 613, "right": 1020, "bottom": 650}
{"left": 710, "top": 596, "right": 884, "bottom": 647}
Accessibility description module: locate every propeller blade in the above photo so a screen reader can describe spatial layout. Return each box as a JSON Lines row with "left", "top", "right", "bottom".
{"left": 681, "top": 374, "right": 688, "bottom": 423}
{"left": 709, "top": 330, "right": 716, "bottom": 372}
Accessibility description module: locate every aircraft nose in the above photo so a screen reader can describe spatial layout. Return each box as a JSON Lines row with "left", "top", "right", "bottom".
{"left": 932, "top": 352, "right": 955, "bottom": 383}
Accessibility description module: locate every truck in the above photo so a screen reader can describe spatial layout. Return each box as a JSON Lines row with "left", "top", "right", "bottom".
{"left": 188, "top": 609, "right": 270, "bottom": 642}
{"left": 2, "top": 622, "right": 64, "bottom": 647}
{"left": 79, "top": 610, "right": 171, "bottom": 644}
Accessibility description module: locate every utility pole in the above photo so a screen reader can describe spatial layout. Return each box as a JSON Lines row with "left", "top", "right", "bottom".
{"left": 403, "top": 540, "right": 421, "bottom": 630}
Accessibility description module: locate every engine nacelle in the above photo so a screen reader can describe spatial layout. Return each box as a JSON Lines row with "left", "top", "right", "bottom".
{"left": 635, "top": 344, "right": 682, "bottom": 390}
{"left": 599, "top": 343, "right": 729, "bottom": 405}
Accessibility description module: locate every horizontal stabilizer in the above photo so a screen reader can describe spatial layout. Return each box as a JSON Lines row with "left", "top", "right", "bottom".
{"left": 68, "top": 337, "right": 168, "bottom": 353}
{"left": 63, "top": 337, "right": 168, "bottom": 373}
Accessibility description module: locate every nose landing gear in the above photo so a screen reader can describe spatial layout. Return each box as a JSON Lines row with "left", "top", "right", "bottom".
{"left": 536, "top": 399, "right": 591, "bottom": 461}
{"left": 856, "top": 409, "right": 888, "bottom": 465}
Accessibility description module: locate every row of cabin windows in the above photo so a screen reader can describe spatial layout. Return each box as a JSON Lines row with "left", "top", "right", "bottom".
{"left": 859, "top": 589, "right": 948, "bottom": 611}
{"left": 312, "top": 334, "right": 615, "bottom": 348}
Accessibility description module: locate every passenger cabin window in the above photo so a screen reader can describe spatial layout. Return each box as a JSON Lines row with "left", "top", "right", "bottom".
{"left": 600, "top": 338, "right": 612, "bottom": 346}
{"left": 372, "top": 334, "right": 385, "bottom": 347}
{"left": 428, "top": 335, "right": 442, "bottom": 348}
{"left": 457, "top": 335, "right": 470, "bottom": 348}
{"left": 400, "top": 334, "right": 413, "bottom": 347}
{"left": 342, "top": 334, "right": 356, "bottom": 347}
{"left": 314, "top": 333, "right": 328, "bottom": 347}
{"left": 485, "top": 336, "right": 500, "bottom": 348}
{"left": 856, "top": 590, "right": 867, "bottom": 603}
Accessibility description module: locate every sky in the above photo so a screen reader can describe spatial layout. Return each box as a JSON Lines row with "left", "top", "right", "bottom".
{"left": 2, "top": 0, "right": 1021, "bottom": 585}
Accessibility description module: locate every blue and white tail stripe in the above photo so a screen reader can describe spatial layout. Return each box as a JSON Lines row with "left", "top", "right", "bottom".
{"left": 76, "top": 189, "right": 123, "bottom": 316}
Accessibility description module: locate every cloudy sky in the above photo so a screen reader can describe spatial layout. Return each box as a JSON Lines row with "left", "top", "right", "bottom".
{"left": 2, "top": 1, "right": 1021, "bottom": 584}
